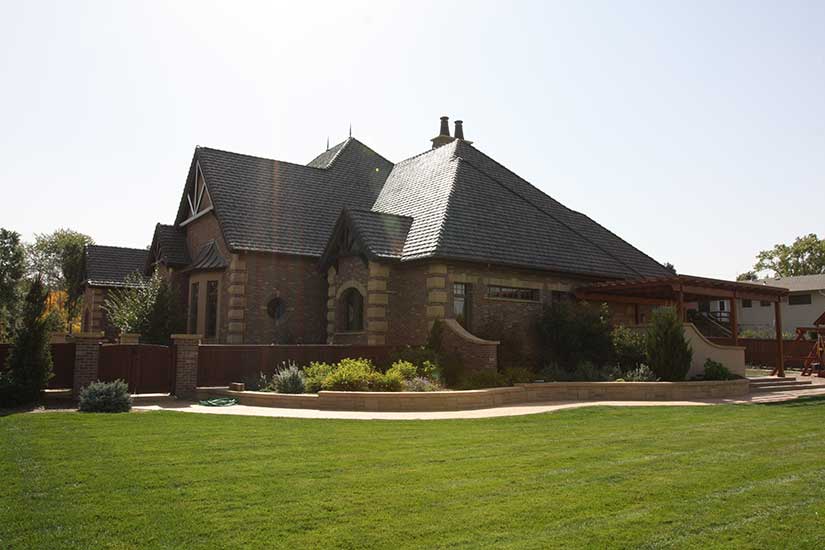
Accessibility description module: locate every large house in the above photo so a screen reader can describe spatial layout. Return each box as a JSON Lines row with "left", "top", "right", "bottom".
{"left": 725, "top": 274, "right": 825, "bottom": 334}
{"left": 82, "top": 117, "right": 673, "bottom": 362}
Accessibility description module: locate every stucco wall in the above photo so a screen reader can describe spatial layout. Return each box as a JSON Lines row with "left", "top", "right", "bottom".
{"left": 735, "top": 292, "right": 825, "bottom": 333}
{"left": 682, "top": 322, "right": 746, "bottom": 377}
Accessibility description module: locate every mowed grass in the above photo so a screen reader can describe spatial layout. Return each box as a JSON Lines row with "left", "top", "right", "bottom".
{"left": 3, "top": 401, "right": 825, "bottom": 549}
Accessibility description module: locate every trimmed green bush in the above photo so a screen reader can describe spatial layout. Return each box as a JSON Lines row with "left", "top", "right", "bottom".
{"left": 537, "top": 301, "right": 612, "bottom": 371}
{"left": 402, "top": 377, "right": 443, "bottom": 392}
{"left": 703, "top": 359, "right": 735, "bottom": 380}
{"left": 320, "top": 359, "right": 375, "bottom": 391}
{"left": 502, "top": 367, "right": 535, "bottom": 385}
{"left": 646, "top": 307, "right": 693, "bottom": 381}
{"left": 386, "top": 360, "right": 418, "bottom": 381}
{"left": 459, "top": 370, "right": 508, "bottom": 390}
{"left": 370, "top": 370, "right": 403, "bottom": 392}
{"left": 272, "top": 362, "right": 306, "bottom": 393}
{"left": 612, "top": 325, "right": 647, "bottom": 371}
{"left": 78, "top": 380, "right": 132, "bottom": 413}
{"left": 304, "top": 362, "right": 335, "bottom": 393}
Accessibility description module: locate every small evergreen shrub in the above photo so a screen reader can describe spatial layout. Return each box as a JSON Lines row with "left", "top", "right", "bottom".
{"left": 386, "top": 360, "right": 418, "bottom": 381}
{"left": 403, "top": 377, "right": 443, "bottom": 392}
{"left": 703, "top": 359, "right": 735, "bottom": 380}
{"left": 78, "top": 380, "right": 132, "bottom": 413}
{"left": 621, "top": 364, "right": 659, "bottom": 382}
{"left": 304, "top": 362, "right": 335, "bottom": 393}
{"left": 502, "top": 367, "right": 535, "bottom": 385}
{"left": 458, "top": 370, "right": 508, "bottom": 390}
{"left": 272, "top": 362, "right": 306, "bottom": 393}
{"left": 612, "top": 325, "right": 647, "bottom": 371}
{"left": 320, "top": 358, "right": 375, "bottom": 391}
{"left": 370, "top": 370, "right": 403, "bottom": 392}
{"left": 646, "top": 307, "right": 693, "bottom": 381}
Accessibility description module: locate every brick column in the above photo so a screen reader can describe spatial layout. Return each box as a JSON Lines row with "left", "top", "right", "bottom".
{"left": 366, "top": 261, "right": 389, "bottom": 345}
{"left": 72, "top": 332, "right": 104, "bottom": 396}
{"left": 172, "top": 334, "right": 201, "bottom": 397}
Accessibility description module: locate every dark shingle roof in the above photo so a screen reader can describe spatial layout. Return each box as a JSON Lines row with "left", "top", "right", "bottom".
{"left": 84, "top": 245, "right": 148, "bottom": 288}
{"left": 347, "top": 209, "right": 413, "bottom": 259}
{"left": 371, "top": 140, "right": 670, "bottom": 279}
{"left": 148, "top": 223, "right": 189, "bottom": 270}
{"left": 306, "top": 140, "right": 349, "bottom": 168}
{"left": 188, "top": 240, "right": 228, "bottom": 271}
{"left": 175, "top": 138, "right": 393, "bottom": 256}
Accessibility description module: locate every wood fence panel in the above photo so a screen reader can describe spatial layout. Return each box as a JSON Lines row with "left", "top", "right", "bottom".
{"left": 708, "top": 337, "right": 814, "bottom": 368}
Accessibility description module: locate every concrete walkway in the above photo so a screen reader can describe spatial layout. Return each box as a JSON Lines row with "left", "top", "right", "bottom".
{"left": 132, "top": 380, "right": 825, "bottom": 420}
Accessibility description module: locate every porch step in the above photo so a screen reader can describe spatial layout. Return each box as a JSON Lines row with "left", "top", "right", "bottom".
{"left": 749, "top": 377, "right": 811, "bottom": 387}
{"left": 750, "top": 378, "right": 816, "bottom": 393}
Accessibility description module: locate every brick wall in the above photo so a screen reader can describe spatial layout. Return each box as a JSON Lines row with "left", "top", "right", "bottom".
{"left": 328, "top": 256, "right": 369, "bottom": 344}
{"left": 438, "top": 319, "right": 499, "bottom": 371}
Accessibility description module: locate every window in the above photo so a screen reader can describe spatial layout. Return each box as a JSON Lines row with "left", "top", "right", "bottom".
{"left": 453, "top": 283, "right": 471, "bottom": 329}
{"left": 719, "top": 300, "right": 726, "bottom": 312}
{"left": 487, "top": 285, "right": 540, "bottom": 302}
{"left": 789, "top": 294, "right": 812, "bottom": 306}
{"left": 760, "top": 300, "right": 771, "bottom": 307}
{"left": 343, "top": 288, "right": 363, "bottom": 331}
{"left": 267, "top": 297, "right": 285, "bottom": 320}
{"left": 742, "top": 299, "right": 752, "bottom": 308}
{"left": 188, "top": 282, "right": 199, "bottom": 334}
{"left": 551, "top": 291, "right": 574, "bottom": 303}
{"left": 205, "top": 280, "right": 218, "bottom": 339}
{"left": 698, "top": 301, "right": 710, "bottom": 313}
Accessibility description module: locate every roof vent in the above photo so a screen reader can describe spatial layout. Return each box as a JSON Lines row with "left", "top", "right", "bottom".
{"left": 430, "top": 115, "right": 455, "bottom": 149}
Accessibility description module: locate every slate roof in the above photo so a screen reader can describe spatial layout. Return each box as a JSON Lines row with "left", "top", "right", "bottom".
{"left": 188, "top": 240, "right": 229, "bottom": 271}
{"left": 371, "top": 140, "right": 670, "bottom": 279}
{"left": 175, "top": 138, "right": 393, "bottom": 257}
{"left": 84, "top": 245, "right": 148, "bottom": 288}
{"left": 319, "top": 209, "right": 413, "bottom": 266}
{"left": 147, "top": 223, "right": 189, "bottom": 271}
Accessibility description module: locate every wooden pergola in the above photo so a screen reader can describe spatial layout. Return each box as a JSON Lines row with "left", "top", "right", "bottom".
{"left": 576, "top": 274, "right": 790, "bottom": 376}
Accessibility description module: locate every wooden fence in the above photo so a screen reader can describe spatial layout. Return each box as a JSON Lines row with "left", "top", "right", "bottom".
{"left": 197, "top": 344, "right": 400, "bottom": 387}
{"left": 708, "top": 337, "right": 814, "bottom": 368}
{"left": 0, "top": 342, "right": 75, "bottom": 388}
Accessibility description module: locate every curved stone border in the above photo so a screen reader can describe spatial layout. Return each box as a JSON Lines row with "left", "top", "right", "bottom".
{"left": 197, "top": 378, "right": 750, "bottom": 413}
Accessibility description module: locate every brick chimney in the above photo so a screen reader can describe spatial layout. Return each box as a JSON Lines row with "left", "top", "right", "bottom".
{"left": 454, "top": 120, "right": 473, "bottom": 145}
{"left": 430, "top": 116, "right": 454, "bottom": 149}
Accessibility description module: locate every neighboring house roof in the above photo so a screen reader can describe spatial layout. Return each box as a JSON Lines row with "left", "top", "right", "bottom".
{"left": 84, "top": 245, "right": 149, "bottom": 288}
{"left": 147, "top": 223, "right": 190, "bottom": 272}
{"left": 751, "top": 274, "right": 825, "bottom": 293}
{"left": 174, "top": 138, "right": 394, "bottom": 257}
{"left": 188, "top": 240, "right": 228, "bottom": 271}
{"left": 372, "top": 140, "right": 670, "bottom": 279}
{"left": 320, "top": 209, "right": 413, "bottom": 266}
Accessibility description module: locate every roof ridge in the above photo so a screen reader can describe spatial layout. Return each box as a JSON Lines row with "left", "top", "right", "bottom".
{"left": 453, "top": 153, "right": 647, "bottom": 277}
{"left": 199, "top": 145, "right": 329, "bottom": 172}
{"left": 87, "top": 244, "right": 147, "bottom": 252}
{"left": 393, "top": 140, "right": 459, "bottom": 167}
{"left": 431, "top": 157, "right": 463, "bottom": 257}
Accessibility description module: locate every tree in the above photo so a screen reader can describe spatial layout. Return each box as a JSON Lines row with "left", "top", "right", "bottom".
{"left": 0, "top": 228, "right": 26, "bottom": 339}
{"left": 753, "top": 233, "right": 825, "bottom": 277}
{"left": 102, "top": 272, "right": 184, "bottom": 344}
{"left": 646, "top": 307, "right": 692, "bottom": 381}
{"left": 736, "top": 271, "right": 758, "bottom": 281}
{"left": 663, "top": 262, "right": 677, "bottom": 275}
{"left": 537, "top": 301, "right": 613, "bottom": 370}
{"left": 0, "top": 277, "right": 53, "bottom": 407}
{"left": 26, "top": 229, "right": 94, "bottom": 331}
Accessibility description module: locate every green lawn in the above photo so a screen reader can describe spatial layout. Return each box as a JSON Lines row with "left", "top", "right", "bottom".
{"left": 3, "top": 402, "right": 825, "bottom": 549}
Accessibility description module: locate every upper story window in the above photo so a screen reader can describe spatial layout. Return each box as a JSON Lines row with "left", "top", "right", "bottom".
{"left": 487, "top": 285, "right": 540, "bottom": 302}
{"left": 742, "top": 299, "right": 752, "bottom": 308}
{"left": 760, "top": 300, "right": 771, "bottom": 307}
{"left": 789, "top": 294, "right": 812, "bottom": 306}
{"left": 205, "top": 280, "right": 219, "bottom": 339}
{"left": 453, "top": 283, "right": 471, "bottom": 330}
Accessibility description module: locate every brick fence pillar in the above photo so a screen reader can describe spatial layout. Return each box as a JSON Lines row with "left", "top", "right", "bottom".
{"left": 172, "top": 334, "right": 201, "bottom": 398}
{"left": 72, "top": 332, "right": 104, "bottom": 396}
{"left": 439, "top": 319, "right": 499, "bottom": 372}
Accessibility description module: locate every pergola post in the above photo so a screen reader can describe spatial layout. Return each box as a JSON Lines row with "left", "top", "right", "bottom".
{"left": 774, "top": 301, "right": 785, "bottom": 378}
{"left": 730, "top": 294, "right": 738, "bottom": 346}
{"left": 676, "top": 289, "right": 685, "bottom": 322}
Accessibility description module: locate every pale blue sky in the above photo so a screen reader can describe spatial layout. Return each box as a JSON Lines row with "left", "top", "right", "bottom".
{"left": 1, "top": 0, "right": 823, "bottom": 279}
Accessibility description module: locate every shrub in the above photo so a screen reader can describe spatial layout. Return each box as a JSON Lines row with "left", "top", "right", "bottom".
{"left": 304, "top": 362, "right": 335, "bottom": 393}
{"left": 646, "top": 307, "right": 693, "bottom": 381}
{"left": 539, "top": 361, "right": 620, "bottom": 382}
{"left": 387, "top": 360, "right": 418, "bottom": 381}
{"left": 612, "top": 325, "right": 647, "bottom": 371}
{"left": 621, "top": 364, "right": 659, "bottom": 382}
{"left": 703, "top": 359, "right": 735, "bottom": 381}
{"left": 458, "top": 370, "right": 508, "bottom": 390}
{"left": 502, "top": 367, "right": 535, "bottom": 385}
{"left": 403, "top": 376, "right": 443, "bottom": 392}
{"left": 536, "top": 301, "right": 612, "bottom": 371}
{"left": 321, "top": 358, "right": 375, "bottom": 391}
{"left": 78, "top": 380, "right": 132, "bottom": 412}
{"left": 272, "top": 362, "right": 306, "bottom": 393}
{"left": 370, "top": 370, "right": 403, "bottom": 392}
{"left": 1, "top": 277, "right": 53, "bottom": 408}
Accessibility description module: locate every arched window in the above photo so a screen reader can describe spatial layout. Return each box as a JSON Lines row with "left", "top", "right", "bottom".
{"left": 342, "top": 288, "right": 364, "bottom": 331}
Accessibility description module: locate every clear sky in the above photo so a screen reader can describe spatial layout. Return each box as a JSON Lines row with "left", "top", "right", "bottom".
{"left": 1, "top": 1, "right": 823, "bottom": 279}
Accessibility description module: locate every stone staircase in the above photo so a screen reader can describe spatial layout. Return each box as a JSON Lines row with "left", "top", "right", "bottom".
{"left": 749, "top": 377, "right": 816, "bottom": 394}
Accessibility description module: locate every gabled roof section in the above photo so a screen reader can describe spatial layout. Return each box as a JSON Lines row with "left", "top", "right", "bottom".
{"left": 146, "top": 223, "right": 189, "bottom": 272}
{"left": 307, "top": 138, "right": 349, "bottom": 168}
{"left": 371, "top": 140, "right": 670, "bottom": 279}
{"left": 84, "top": 245, "right": 148, "bottom": 288}
{"left": 187, "top": 240, "right": 228, "bottom": 271}
{"left": 319, "top": 209, "right": 413, "bottom": 269}
{"left": 174, "top": 139, "right": 394, "bottom": 256}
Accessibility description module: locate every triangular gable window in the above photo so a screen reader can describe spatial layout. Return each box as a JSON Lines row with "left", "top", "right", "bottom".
{"left": 182, "top": 163, "right": 213, "bottom": 225}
